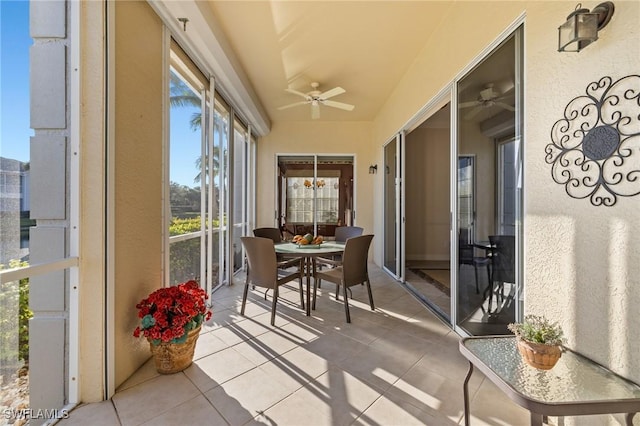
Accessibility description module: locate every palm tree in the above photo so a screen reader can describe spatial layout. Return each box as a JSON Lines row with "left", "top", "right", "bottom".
{"left": 193, "top": 149, "right": 220, "bottom": 184}
{"left": 169, "top": 71, "right": 222, "bottom": 183}
{"left": 170, "top": 72, "right": 201, "bottom": 131}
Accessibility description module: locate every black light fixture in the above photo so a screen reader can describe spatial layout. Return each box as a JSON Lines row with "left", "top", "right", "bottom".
{"left": 368, "top": 164, "right": 378, "bottom": 174}
{"left": 177, "top": 17, "right": 189, "bottom": 31}
{"left": 558, "top": 2, "right": 615, "bottom": 52}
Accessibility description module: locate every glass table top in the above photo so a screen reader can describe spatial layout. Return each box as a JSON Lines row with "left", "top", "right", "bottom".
{"left": 461, "top": 336, "right": 640, "bottom": 405}
{"left": 275, "top": 242, "right": 345, "bottom": 255}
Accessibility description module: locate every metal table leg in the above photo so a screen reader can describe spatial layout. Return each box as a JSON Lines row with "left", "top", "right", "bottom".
{"left": 463, "top": 361, "right": 473, "bottom": 426}
{"left": 305, "top": 256, "right": 311, "bottom": 316}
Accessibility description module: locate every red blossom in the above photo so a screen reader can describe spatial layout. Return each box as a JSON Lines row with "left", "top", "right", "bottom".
{"left": 132, "top": 280, "right": 212, "bottom": 343}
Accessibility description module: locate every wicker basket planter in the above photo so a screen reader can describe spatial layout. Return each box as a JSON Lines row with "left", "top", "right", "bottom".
{"left": 134, "top": 281, "right": 212, "bottom": 374}
{"left": 516, "top": 337, "right": 562, "bottom": 370}
{"left": 149, "top": 326, "right": 201, "bottom": 374}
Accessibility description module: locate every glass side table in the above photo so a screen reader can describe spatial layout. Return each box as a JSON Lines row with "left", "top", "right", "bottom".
{"left": 459, "top": 336, "right": 640, "bottom": 426}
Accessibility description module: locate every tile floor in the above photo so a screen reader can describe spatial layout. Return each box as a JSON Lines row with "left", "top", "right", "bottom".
{"left": 58, "top": 264, "right": 530, "bottom": 426}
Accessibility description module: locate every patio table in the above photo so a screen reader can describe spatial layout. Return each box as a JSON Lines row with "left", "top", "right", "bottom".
{"left": 459, "top": 335, "right": 640, "bottom": 426}
{"left": 275, "top": 242, "right": 345, "bottom": 316}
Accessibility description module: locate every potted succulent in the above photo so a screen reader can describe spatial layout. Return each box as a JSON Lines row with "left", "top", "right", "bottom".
{"left": 133, "top": 280, "right": 212, "bottom": 374}
{"left": 508, "top": 315, "right": 565, "bottom": 370}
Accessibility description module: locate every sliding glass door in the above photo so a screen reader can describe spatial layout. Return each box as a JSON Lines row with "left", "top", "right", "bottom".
{"left": 384, "top": 25, "right": 523, "bottom": 334}
{"left": 277, "top": 155, "right": 354, "bottom": 238}
{"left": 401, "top": 102, "right": 452, "bottom": 319}
{"left": 168, "top": 41, "right": 253, "bottom": 294}
{"left": 168, "top": 55, "right": 207, "bottom": 287}
{"left": 455, "top": 27, "right": 523, "bottom": 335}
{"left": 383, "top": 135, "right": 403, "bottom": 278}
{"left": 231, "top": 119, "right": 250, "bottom": 276}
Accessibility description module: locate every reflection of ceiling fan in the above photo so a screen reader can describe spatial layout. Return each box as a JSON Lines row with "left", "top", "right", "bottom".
{"left": 459, "top": 83, "right": 515, "bottom": 120}
{"left": 278, "top": 82, "right": 355, "bottom": 119}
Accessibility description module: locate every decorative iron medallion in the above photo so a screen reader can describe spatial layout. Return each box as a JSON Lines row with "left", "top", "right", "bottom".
{"left": 545, "top": 75, "right": 640, "bottom": 206}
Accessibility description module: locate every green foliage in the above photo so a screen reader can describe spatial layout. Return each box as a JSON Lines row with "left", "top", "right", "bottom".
{"left": 168, "top": 217, "right": 223, "bottom": 284}
{"left": 508, "top": 315, "right": 565, "bottom": 346}
{"left": 170, "top": 181, "right": 201, "bottom": 215}
{"left": 170, "top": 217, "right": 201, "bottom": 236}
{"left": 0, "top": 259, "right": 32, "bottom": 368}
{"left": 169, "top": 238, "right": 201, "bottom": 285}
{"left": 169, "top": 216, "right": 223, "bottom": 236}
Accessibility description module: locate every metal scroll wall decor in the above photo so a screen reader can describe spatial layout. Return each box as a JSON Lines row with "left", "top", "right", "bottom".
{"left": 545, "top": 75, "right": 640, "bottom": 206}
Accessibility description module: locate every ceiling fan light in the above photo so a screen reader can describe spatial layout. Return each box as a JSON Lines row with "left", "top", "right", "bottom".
{"left": 311, "top": 103, "right": 320, "bottom": 119}
{"left": 278, "top": 82, "right": 354, "bottom": 119}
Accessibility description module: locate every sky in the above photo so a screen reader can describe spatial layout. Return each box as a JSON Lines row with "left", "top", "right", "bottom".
{"left": 1, "top": 0, "right": 31, "bottom": 163}
{"left": 170, "top": 102, "right": 203, "bottom": 188}
{"left": 0, "top": 0, "right": 201, "bottom": 187}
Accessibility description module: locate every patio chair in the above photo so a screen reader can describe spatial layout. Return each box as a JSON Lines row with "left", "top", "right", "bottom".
{"left": 240, "top": 237, "right": 304, "bottom": 325}
{"left": 334, "top": 226, "right": 364, "bottom": 242}
{"left": 484, "top": 235, "right": 515, "bottom": 312}
{"left": 328, "top": 225, "right": 364, "bottom": 265}
{"left": 253, "top": 227, "right": 288, "bottom": 266}
{"left": 313, "top": 234, "right": 374, "bottom": 323}
{"left": 458, "top": 231, "right": 491, "bottom": 294}
{"left": 253, "top": 227, "right": 283, "bottom": 243}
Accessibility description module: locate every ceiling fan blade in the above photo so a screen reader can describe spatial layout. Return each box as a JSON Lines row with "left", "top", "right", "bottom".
{"left": 494, "top": 79, "right": 515, "bottom": 95}
{"left": 494, "top": 102, "right": 515, "bottom": 112}
{"left": 285, "top": 88, "right": 309, "bottom": 99}
{"left": 277, "top": 101, "right": 309, "bottom": 110}
{"left": 459, "top": 101, "right": 480, "bottom": 108}
{"left": 464, "top": 106, "right": 483, "bottom": 120}
{"left": 323, "top": 100, "right": 355, "bottom": 111}
{"left": 319, "top": 87, "right": 345, "bottom": 100}
{"left": 311, "top": 103, "right": 320, "bottom": 119}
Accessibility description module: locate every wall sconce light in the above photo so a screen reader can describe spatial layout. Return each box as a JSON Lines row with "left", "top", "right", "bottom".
{"left": 368, "top": 164, "right": 378, "bottom": 174}
{"left": 558, "top": 2, "right": 614, "bottom": 52}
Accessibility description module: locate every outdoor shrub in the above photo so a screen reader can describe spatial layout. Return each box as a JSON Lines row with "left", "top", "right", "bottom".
{"left": 0, "top": 259, "right": 32, "bottom": 372}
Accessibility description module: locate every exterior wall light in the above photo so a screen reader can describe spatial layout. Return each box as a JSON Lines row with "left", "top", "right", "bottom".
{"left": 368, "top": 164, "right": 378, "bottom": 174}
{"left": 558, "top": 2, "right": 615, "bottom": 52}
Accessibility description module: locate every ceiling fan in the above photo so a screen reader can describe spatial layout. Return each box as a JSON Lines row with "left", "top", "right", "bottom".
{"left": 459, "top": 83, "right": 515, "bottom": 120}
{"left": 278, "top": 82, "right": 355, "bottom": 119}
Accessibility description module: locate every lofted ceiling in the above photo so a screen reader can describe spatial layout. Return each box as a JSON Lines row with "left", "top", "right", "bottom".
{"left": 204, "top": 1, "right": 456, "bottom": 123}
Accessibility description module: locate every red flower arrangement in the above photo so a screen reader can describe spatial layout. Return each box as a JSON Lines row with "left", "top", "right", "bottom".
{"left": 133, "top": 280, "right": 212, "bottom": 345}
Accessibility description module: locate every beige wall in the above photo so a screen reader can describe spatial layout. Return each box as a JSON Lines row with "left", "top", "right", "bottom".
{"left": 371, "top": 2, "right": 640, "bottom": 423}
{"left": 113, "top": 1, "right": 165, "bottom": 388}
{"left": 256, "top": 121, "right": 374, "bottom": 237}
{"left": 78, "top": 0, "right": 107, "bottom": 402}
{"left": 405, "top": 127, "right": 450, "bottom": 261}
{"left": 459, "top": 120, "right": 496, "bottom": 242}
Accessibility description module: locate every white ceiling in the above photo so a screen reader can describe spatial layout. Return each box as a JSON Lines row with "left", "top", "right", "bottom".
{"left": 204, "top": 1, "right": 456, "bottom": 123}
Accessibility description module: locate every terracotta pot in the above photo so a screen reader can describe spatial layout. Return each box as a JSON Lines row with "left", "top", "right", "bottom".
{"left": 516, "top": 337, "right": 562, "bottom": 370}
{"left": 148, "top": 326, "right": 201, "bottom": 374}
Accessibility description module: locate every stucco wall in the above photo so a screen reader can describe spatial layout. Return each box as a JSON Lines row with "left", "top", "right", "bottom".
{"left": 525, "top": 0, "right": 640, "bottom": 385}
{"left": 114, "top": 1, "right": 164, "bottom": 387}
{"left": 256, "top": 121, "right": 374, "bottom": 238}
{"left": 371, "top": 1, "right": 640, "bottom": 423}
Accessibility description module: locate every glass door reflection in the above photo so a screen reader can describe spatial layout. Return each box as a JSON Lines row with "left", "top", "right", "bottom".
{"left": 383, "top": 138, "right": 398, "bottom": 275}
{"left": 455, "top": 29, "right": 523, "bottom": 336}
